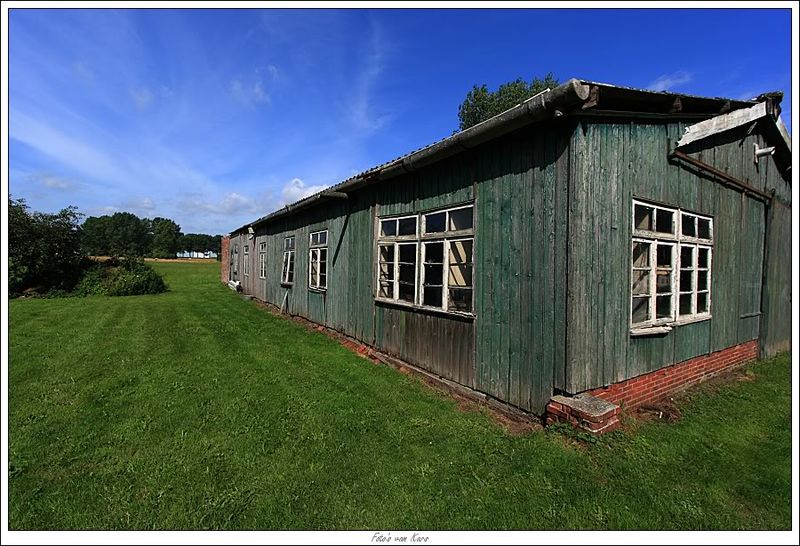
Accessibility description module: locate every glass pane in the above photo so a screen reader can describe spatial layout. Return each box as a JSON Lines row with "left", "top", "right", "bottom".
{"left": 632, "top": 242, "right": 650, "bottom": 267}
{"left": 319, "top": 231, "right": 328, "bottom": 245}
{"left": 680, "top": 246, "right": 694, "bottom": 268}
{"left": 449, "top": 264, "right": 472, "bottom": 287}
{"left": 399, "top": 264, "right": 415, "bottom": 284}
{"left": 680, "top": 270, "right": 693, "bottom": 292}
{"left": 634, "top": 204, "right": 653, "bottom": 231}
{"left": 425, "top": 242, "right": 444, "bottom": 263}
{"left": 379, "top": 245, "right": 394, "bottom": 262}
{"left": 697, "top": 271, "right": 708, "bottom": 291}
{"left": 449, "top": 239, "right": 473, "bottom": 264}
{"left": 632, "top": 296, "right": 650, "bottom": 323}
{"left": 398, "top": 244, "right": 417, "bottom": 263}
{"left": 379, "top": 263, "right": 394, "bottom": 281}
{"left": 311, "top": 233, "right": 319, "bottom": 246}
{"left": 424, "top": 264, "right": 443, "bottom": 286}
{"left": 448, "top": 207, "right": 473, "bottom": 231}
{"left": 398, "top": 283, "right": 415, "bottom": 302}
{"left": 424, "top": 212, "right": 446, "bottom": 234}
{"left": 697, "top": 292, "right": 709, "bottom": 313}
{"left": 448, "top": 288, "right": 472, "bottom": 312}
{"left": 320, "top": 273, "right": 327, "bottom": 288}
{"left": 378, "top": 281, "right": 393, "bottom": 298}
{"left": 656, "top": 244, "right": 672, "bottom": 267}
{"left": 423, "top": 286, "right": 443, "bottom": 307}
{"left": 697, "top": 218, "right": 711, "bottom": 239}
{"left": 320, "top": 259, "right": 327, "bottom": 277}
{"left": 656, "top": 295, "right": 672, "bottom": 319}
{"left": 320, "top": 248, "right": 327, "bottom": 262}
{"left": 655, "top": 209, "right": 674, "bottom": 234}
{"left": 380, "top": 219, "right": 397, "bottom": 237}
{"left": 631, "top": 271, "right": 649, "bottom": 295}
{"left": 310, "top": 262, "right": 318, "bottom": 286}
{"left": 679, "top": 294, "right": 692, "bottom": 315}
{"left": 656, "top": 271, "right": 672, "bottom": 293}
{"left": 398, "top": 217, "right": 417, "bottom": 236}
{"left": 698, "top": 247, "right": 710, "bottom": 269}
{"left": 682, "top": 214, "right": 696, "bottom": 237}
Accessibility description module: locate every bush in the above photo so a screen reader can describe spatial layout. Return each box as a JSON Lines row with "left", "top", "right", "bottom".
{"left": 73, "top": 258, "right": 167, "bottom": 297}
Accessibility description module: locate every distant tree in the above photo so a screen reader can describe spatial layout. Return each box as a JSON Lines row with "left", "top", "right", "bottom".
{"left": 82, "top": 212, "right": 150, "bottom": 256}
{"left": 457, "top": 73, "right": 560, "bottom": 131}
{"left": 9, "top": 197, "right": 85, "bottom": 294}
{"left": 149, "top": 217, "right": 182, "bottom": 258}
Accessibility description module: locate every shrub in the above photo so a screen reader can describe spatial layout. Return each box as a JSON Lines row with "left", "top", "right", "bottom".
{"left": 73, "top": 258, "right": 167, "bottom": 297}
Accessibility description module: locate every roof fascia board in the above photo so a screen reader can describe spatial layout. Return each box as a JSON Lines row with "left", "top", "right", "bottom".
{"left": 676, "top": 102, "right": 769, "bottom": 148}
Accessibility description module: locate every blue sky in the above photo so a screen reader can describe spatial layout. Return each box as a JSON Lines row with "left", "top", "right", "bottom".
{"left": 9, "top": 7, "right": 792, "bottom": 235}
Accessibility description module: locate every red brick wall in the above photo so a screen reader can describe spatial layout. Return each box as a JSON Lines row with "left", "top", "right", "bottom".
{"left": 220, "top": 236, "right": 230, "bottom": 283}
{"left": 588, "top": 340, "right": 759, "bottom": 409}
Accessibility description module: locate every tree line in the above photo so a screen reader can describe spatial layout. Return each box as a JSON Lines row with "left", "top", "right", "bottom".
{"left": 80, "top": 211, "right": 222, "bottom": 259}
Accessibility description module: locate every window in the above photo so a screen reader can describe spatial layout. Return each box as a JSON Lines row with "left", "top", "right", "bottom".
{"left": 376, "top": 204, "right": 474, "bottom": 314}
{"left": 230, "top": 243, "right": 239, "bottom": 281}
{"left": 258, "top": 242, "right": 267, "bottom": 279}
{"left": 309, "top": 230, "right": 328, "bottom": 291}
{"left": 631, "top": 200, "right": 712, "bottom": 330}
{"left": 242, "top": 245, "right": 249, "bottom": 277}
{"left": 281, "top": 236, "right": 295, "bottom": 285}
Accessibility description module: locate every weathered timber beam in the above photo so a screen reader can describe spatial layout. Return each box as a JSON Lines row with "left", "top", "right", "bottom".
{"left": 670, "top": 149, "right": 772, "bottom": 202}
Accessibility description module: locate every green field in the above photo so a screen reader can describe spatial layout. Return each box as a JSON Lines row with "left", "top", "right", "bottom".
{"left": 8, "top": 261, "right": 792, "bottom": 530}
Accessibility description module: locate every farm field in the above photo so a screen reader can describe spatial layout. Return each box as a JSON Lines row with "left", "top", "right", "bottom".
{"left": 8, "top": 261, "right": 792, "bottom": 530}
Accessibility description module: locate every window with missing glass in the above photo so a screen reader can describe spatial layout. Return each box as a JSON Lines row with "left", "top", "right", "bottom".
{"left": 376, "top": 204, "right": 474, "bottom": 315}
{"left": 243, "top": 245, "right": 250, "bottom": 277}
{"left": 281, "top": 236, "right": 295, "bottom": 285}
{"left": 631, "top": 200, "right": 712, "bottom": 331}
{"left": 258, "top": 242, "right": 267, "bottom": 279}
{"left": 309, "top": 229, "right": 328, "bottom": 291}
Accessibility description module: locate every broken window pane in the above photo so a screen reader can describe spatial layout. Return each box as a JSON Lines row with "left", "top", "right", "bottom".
{"left": 449, "top": 264, "right": 472, "bottom": 287}
{"left": 697, "top": 218, "right": 711, "bottom": 239}
{"left": 379, "top": 244, "right": 394, "bottom": 263}
{"left": 655, "top": 209, "right": 674, "bottom": 234}
{"left": 424, "top": 212, "right": 446, "bottom": 234}
{"left": 398, "top": 217, "right": 417, "bottom": 236}
{"left": 632, "top": 242, "right": 650, "bottom": 267}
{"left": 682, "top": 214, "right": 696, "bottom": 237}
{"left": 380, "top": 219, "right": 397, "bottom": 237}
{"left": 656, "top": 244, "right": 672, "bottom": 267}
{"left": 634, "top": 204, "right": 653, "bottom": 231}
{"left": 631, "top": 271, "right": 649, "bottom": 295}
{"left": 631, "top": 296, "right": 650, "bottom": 323}
{"left": 378, "top": 263, "right": 394, "bottom": 281}
{"left": 379, "top": 282, "right": 393, "bottom": 298}
{"left": 448, "top": 207, "right": 473, "bottom": 231}
{"left": 656, "top": 271, "right": 672, "bottom": 293}
{"left": 656, "top": 295, "right": 672, "bottom": 319}
{"left": 399, "top": 264, "right": 415, "bottom": 284}
{"left": 448, "top": 288, "right": 472, "bottom": 312}
{"left": 423, "top": 286, "right": 443, "bottom": 307}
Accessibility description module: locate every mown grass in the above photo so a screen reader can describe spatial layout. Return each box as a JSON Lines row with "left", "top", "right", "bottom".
{"left": 8, "top": 261, "right": 792, "bottom": 530}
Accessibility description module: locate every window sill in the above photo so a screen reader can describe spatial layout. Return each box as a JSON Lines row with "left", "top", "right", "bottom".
{"left": 630, "top": 326, "right": 672, "bottom": 337}
{"left": 374, "top": 297, "right": 475, "bottom": 320}
{"left": 309, "top": 287, "right": 327, "bottom": 294}
{"left": 674, "top": 315, "right": 712, "bottom": 326}
{"left": 281, "top": 283, "right": 294, "bottom": 288}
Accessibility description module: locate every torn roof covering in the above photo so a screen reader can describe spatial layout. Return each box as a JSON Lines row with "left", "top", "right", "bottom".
{"left": 231, "top": 78, "right": 789, "bottom": 235}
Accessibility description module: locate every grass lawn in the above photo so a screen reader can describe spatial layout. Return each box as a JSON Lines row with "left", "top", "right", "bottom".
{"left": 8, "top": 261, "right": 792, "bottom": 530}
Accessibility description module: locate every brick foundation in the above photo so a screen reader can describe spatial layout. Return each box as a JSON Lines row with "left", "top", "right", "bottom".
{"left": 588, "top": 340, "right": 759, "bottom": 409}
{"left": 220, "top": 236, "right": 230, "bottom": 283}
{"left": 546, "top": 394, "right": 620, "bottom": 435}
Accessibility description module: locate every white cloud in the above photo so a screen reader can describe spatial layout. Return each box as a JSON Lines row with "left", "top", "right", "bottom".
{"left": 32, "top": 172, "right": 73, "bottom": 190}
{"left": 179, "top": 191, "right": 269, "bottom": 216}
{"left": 347, "top": 19, "right": 393, "bottom": 133}
{"left": 230, "top": 77, "right": 270, "bottom": 106}
{"left": 130, "top": 87, "right": 153, "bottom": 109}
{"left": 124, "top": 196, "right": 157, "bottom": 216}
{"left": 648, "top": 71, "right": 693, "bottom": 92}
{"left": 280, "top": 177, "right": 328, "bottom": 206}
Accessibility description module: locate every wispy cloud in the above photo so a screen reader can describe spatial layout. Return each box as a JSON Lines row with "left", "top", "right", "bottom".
{"left": 32, "top": 172, "right": 73, "bottom": 190}
{"left": 73, "top": 61, "right": 94, "bottom": 81}
{"left": 280, "top": 177, "right": 328, "bottom": 206}
{"left": 230, "top": 65, "right": 277, "bottom": 106}
{"left": 129, "top": 87, "right": 153, "bottom": 109}
{"left": 348, "top": 19, "right": 392, "bottom": 133}
{"left": 648, "top": 70, "right": 693, "bottom": 92}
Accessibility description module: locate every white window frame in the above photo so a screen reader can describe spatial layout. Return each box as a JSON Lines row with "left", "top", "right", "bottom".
{"left": 243, "top": 245, "right": 250, "bottom": 277}
{"left": 630, "top": 199, "right": 713, "bottom": 333}
{"left": 308, "top": 229, "right": 328, "bottom": 292}
{"left": 258, "top": 242, "right": 267, "bottom": 279}
{"left": 375, "top": 203, "right": 475, "bottom": 316}
{"left": 281, "top": 236, "right": 295, "bottom": 286}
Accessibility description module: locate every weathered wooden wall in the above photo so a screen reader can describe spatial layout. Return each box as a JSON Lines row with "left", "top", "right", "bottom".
{"left": 565, "top": 118, "right": 789, "bottom": 394}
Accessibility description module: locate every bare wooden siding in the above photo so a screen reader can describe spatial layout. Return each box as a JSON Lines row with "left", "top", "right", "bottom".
{"left": 565, "top": 119, "right": 773, "bottom": 393}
